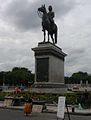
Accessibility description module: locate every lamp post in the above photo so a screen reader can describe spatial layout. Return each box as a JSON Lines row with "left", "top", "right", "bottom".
{"left": 28, "top": 81, "right": 33, "bottom": 93}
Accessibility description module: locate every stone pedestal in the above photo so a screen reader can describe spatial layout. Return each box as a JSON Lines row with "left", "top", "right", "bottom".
{"left": 32, "top": 42, "right": 67, "bottom": 93}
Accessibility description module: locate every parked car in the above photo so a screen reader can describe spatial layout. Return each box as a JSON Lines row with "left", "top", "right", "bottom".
{"left": 72, "top": 86, "right": 79, "bottom": 91}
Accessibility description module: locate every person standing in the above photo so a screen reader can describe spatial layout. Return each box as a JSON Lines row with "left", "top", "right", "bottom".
{"left": 24, "top": 99, "right": 33, "bottom": 116}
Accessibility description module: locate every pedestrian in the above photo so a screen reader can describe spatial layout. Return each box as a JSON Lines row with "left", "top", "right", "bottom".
{"left": 24, "top": 98, "right": 33, "bottom": 116}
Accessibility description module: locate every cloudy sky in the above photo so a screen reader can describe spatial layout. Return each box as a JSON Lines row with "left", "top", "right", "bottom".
{"left": 0, "top": 0, "right": 91, "bottom": 76}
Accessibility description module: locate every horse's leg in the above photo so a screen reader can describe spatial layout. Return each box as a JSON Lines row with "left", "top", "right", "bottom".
{"left": 54, "top": 25, "right": 57, "bottom": 44}
{"left": 51, "top": 34, "right": 54, "bottom": 44}
{"left": 54, "top": 28, "right": 57, "bottom": 44}
{"left": 48, "top": 31, "right": 49, "bottom": 42}
{"left": 43, "top": 30, "right": 46, "bottom": 42}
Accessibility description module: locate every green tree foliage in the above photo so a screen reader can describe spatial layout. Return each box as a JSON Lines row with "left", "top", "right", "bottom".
{"left": 72, "top": 71, "right": 88, "bottom": 83}
{"left": 0, "top": 67, "right": 34, "bottom": 86}
{"left": 0, "top": 72, "right": 4, "bottom": 85}
{"left": 87, "top": 75, "right": 91, "bottom": 84}
{"left": 65, "top": 77, "right": 69, "bottom": 84}
{"left": 65, "top": 71, "right": 91, "bottom": 84}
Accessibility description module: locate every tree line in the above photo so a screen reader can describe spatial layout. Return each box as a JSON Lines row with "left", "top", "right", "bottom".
{"left": 0, "top": 68, "right": 91, "bottom": 86}
{"left": 0, "top": 67, "right": 34, "bottom": 86}
{"left": 65, "top": 71, "right": 91, "bottom": 84}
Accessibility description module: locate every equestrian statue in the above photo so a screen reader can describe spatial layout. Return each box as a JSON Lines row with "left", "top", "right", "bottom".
{"left": 38, "top": 5, "right": 58, "bottom": 44}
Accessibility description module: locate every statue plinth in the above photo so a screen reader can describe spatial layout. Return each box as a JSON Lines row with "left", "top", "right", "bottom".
{"left": 32, "top": 42, "right": 67, "bottom": 93}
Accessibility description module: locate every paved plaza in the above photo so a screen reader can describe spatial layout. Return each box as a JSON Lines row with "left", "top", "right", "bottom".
{"left": 0, "top": 109, "right": 91, "bottom": 120}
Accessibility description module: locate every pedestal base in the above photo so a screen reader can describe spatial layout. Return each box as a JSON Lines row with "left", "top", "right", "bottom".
{"left": 32, "top": 42, "right": 67, "bottom": 83}
{"left": 32, "top": 82, "right": 67, "bottom": 93}
{"left": 32, "top": 42, "right": 67, "bottom": 93}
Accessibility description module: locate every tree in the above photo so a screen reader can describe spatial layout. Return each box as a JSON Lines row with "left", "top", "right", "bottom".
{"left": 70, "top": 71, "right": 88, "bottom": 84}
{"left": 11, "top": 67, "right": 34, "bottom": 86}
{"left": 0, "top": 72, "right": 4, "bottom": 85}
{"left": 65, "top": 77, "right": 70, "bottom": 84}
{"left": 65, "top": 71, "right": 89, "bottom": 84}
{"left": 0, "top": 67, "right": 34, "bottom": 86}
{"left": 87, "top": 75, "right": 91, "bottom": 84}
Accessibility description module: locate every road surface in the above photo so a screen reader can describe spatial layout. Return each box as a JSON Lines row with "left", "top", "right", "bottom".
{"left": 0, "top": 109, "right": 91, "bottom": 120}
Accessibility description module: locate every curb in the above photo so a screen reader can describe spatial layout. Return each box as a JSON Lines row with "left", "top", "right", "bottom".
{"left": 43, "top": 110, "right": 91, "bottom": 116}
{"left": 0, "top": 106, "right": 23, "bottom": 111}
{"left": 0, "top": 106, "right": 91, "bottom": 116}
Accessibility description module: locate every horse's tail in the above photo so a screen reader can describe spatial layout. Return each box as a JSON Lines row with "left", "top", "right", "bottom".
{"left": 55, "top": 26, "right": 57, "bottom": 44}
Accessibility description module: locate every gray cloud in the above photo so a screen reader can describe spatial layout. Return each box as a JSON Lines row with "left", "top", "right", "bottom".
{"left": 66, "top": 48, "right": 86, "bottom": 63}
{"left": 0, "top": 0, "right": 91, "bottom": 76}
{"left": 0, "top": 43, "right": 35, "bottom": 72}
{"left": 2, "top": 0, "right": 39, "bottom": 31}
{"left": 2, "top": 0, "right": 75, "bottom": 31}
{"left": 65, "top": 46, "right": 91, "bottom": 76}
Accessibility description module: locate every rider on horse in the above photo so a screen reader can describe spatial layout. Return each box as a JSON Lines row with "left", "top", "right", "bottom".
{"left": 42, "top": 5, "right": 55, "bottom": 32}
{"left": 38, "top": 5, "right": 57, "bottom": 44}
{"left": 47, "top": 5, "right": 55, "bottom": 31}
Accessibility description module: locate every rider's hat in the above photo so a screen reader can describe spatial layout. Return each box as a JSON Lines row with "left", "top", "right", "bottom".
{"left": 48, "top": 5, "right": 52, "bottom": 11}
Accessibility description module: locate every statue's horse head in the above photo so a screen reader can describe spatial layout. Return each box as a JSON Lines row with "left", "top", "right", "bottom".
{"left": 38, "top": 5, "right": 46, "bottom": 14}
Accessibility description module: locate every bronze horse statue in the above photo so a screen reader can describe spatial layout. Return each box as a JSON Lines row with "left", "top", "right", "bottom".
{"left": 38, "top": 5, "right": 57, "bottom": 44}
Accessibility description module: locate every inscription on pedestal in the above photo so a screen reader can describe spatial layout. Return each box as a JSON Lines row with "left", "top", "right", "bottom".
{"left": 36, "top": 58, "right": 49, "bottom": 82}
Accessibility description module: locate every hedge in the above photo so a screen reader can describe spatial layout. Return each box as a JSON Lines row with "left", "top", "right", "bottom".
{"left": 0, "top": 91, "right": 91, "bottom": 106}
